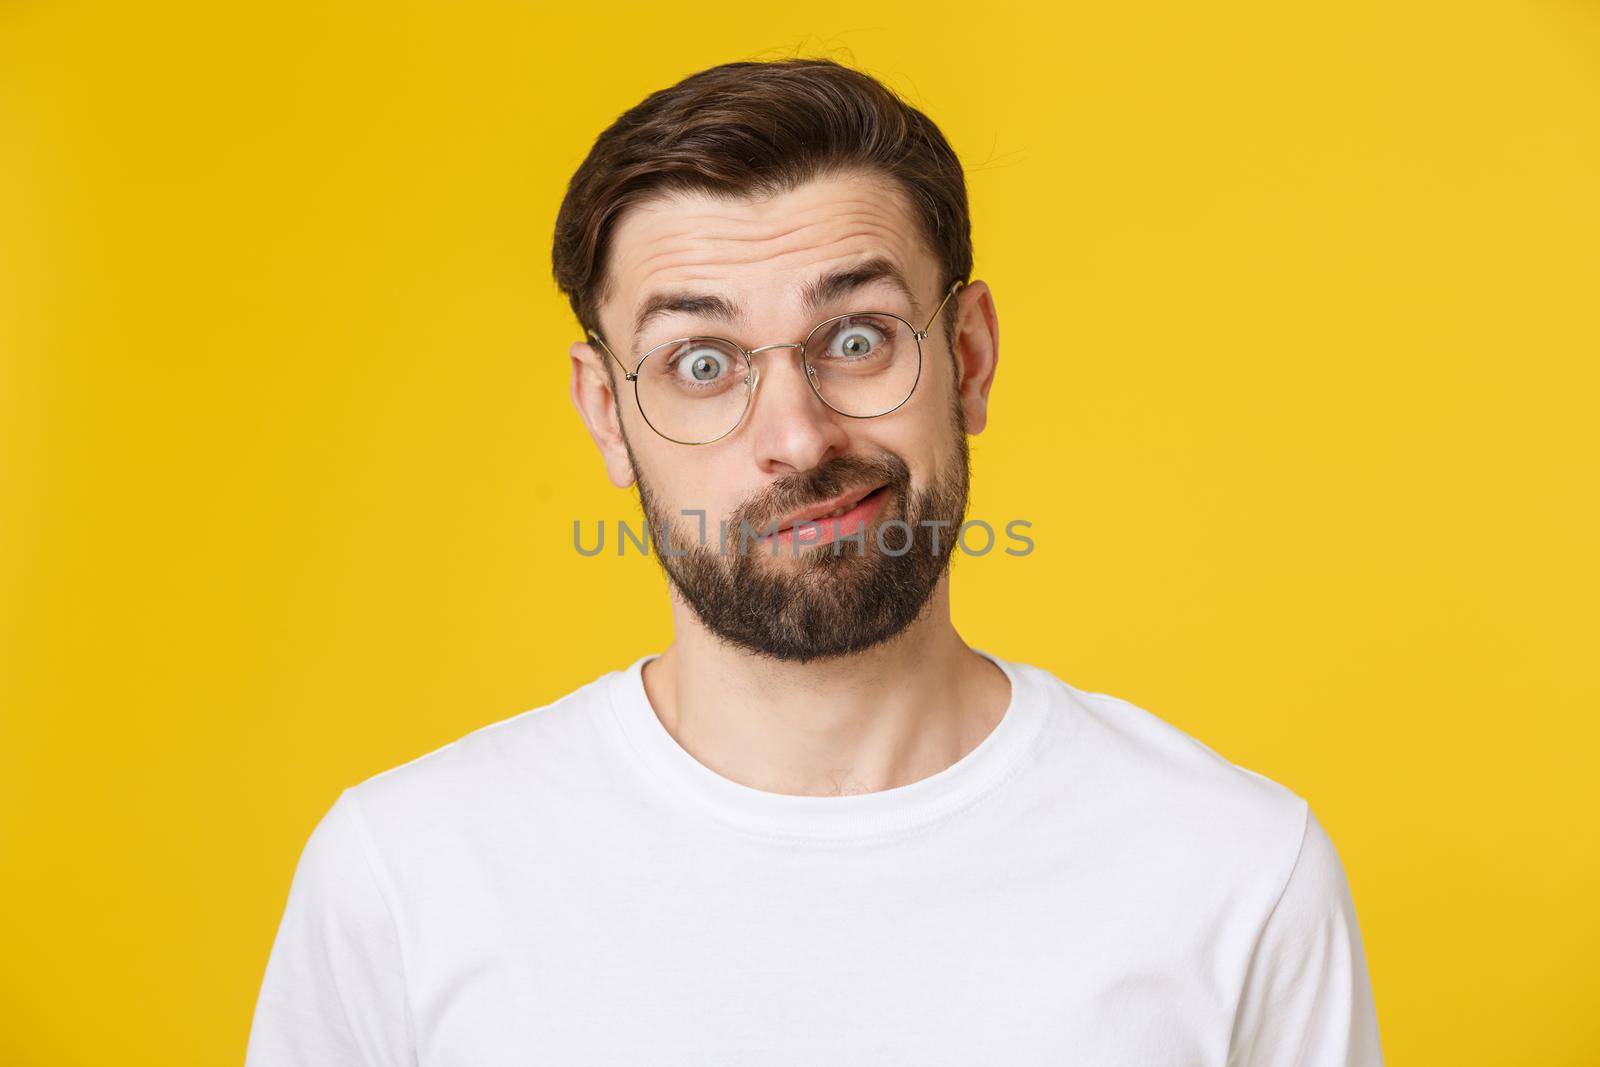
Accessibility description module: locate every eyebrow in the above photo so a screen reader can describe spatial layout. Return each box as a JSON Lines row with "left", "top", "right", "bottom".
{"left": 629, "top": 256, "right": 919, "bottom": 357}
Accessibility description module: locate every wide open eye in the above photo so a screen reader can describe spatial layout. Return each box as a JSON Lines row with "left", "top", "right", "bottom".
{"left": 667, "top": 343, "right": 737, "bottom": 387}
{"left": 819, "top": 319, "right": 890, "bottom": 362}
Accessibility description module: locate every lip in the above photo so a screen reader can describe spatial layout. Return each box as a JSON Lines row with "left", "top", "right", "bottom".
{"left": 762, "top": 484, "right": 891, "bottom": 551}
{"left": 767, "top": 482, "right": 887, "bottom": 535}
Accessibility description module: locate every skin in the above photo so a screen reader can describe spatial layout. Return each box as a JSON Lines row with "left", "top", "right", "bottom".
{"left": 568, "top": 168, "right": 1008, "bottom": 798}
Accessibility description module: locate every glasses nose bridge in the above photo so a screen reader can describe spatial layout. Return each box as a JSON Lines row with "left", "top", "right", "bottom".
{"left": 741, "top": 341, "right": 817, "bottom": 393}
{"left": 745, "top": 341, "right": 805, "bottom": 357}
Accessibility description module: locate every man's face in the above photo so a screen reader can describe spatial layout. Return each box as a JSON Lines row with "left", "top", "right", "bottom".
{"left": 578, "top": 170, "right": 983, "bottom": 663}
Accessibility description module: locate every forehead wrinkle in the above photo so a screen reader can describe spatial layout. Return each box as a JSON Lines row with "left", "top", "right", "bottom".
{"left": 627, "top": 248, "right": 924, "bottom": 357}
{"left": 632, "top": 187, "right": 909, "bottom": 231}
{"left": 607, "top": 183, "right": 927, "bottom": 349}
{"left": 620, "top": 213, "right": 910, "bottom": 280}
{"left": 619, "top": 195, "right": 912, "bottom": 259}
{"left": 680, "top": 201, "right": 909, "bottom": 243}
{"left": 624, "top": 220, "right": 813, "bottom": 262}
{"left": 634, "top": 233, "right": 896, "bottom": 283}
{"left": 624, "top": 216, "right": 919, "bottom": 295}
{"left": 640, "top": 235, "right": 917, "bottom": 310}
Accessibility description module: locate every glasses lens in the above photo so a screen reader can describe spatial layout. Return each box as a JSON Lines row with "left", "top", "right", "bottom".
{"left": 803, "top": 313, "right": 921, "bottom": 417}
{"left": 634, "top": 338, "right": 752, "bottom": 444}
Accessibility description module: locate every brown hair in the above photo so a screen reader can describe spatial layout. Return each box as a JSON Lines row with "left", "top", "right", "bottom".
{"left": 550, "top": 58, "right": 972, "bottom": 350}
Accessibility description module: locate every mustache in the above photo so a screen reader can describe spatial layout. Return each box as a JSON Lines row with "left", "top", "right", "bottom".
{"left": 732, "top": 453, "right": 910, "bottom": 533}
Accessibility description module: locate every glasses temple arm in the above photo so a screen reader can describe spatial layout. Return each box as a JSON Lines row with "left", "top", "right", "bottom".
{"left": 586, "top": 329, "right": 638, "bottom": 381}
{"left": 920, "top": 280, "right": 966, "bottom": 335}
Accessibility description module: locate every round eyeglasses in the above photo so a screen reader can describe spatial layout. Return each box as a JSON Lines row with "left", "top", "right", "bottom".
{"left": 587, "top": 280, "right": 965, "bottom": 445}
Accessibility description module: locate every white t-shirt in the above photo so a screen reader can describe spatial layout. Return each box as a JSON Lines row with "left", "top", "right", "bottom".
{"left": 246, "top": 651, "right": 1384, "bottom": 1065}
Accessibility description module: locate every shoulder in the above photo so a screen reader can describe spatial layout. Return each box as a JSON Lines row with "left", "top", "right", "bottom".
{"left": 1011, "top": 656, "right": 1309, "bottom": 821}
{"left": 1005, "top": 656, "right": 1313, "bottom": 888}
{"left": 338, "top": 661, "right": 629, "bottom": 841}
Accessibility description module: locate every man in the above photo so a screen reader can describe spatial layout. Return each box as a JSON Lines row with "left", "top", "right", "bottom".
{"left": 246, "top": 58, "right": 1384, "bottom": 1065}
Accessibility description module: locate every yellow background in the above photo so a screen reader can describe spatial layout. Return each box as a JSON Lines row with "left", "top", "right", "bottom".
{"left": 3, "top": 1, "right": 1597, "bottom": 1062}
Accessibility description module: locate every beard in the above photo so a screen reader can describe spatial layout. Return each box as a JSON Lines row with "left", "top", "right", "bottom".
{"left": 628, "top": 398, "right": 971, "bottom": 665}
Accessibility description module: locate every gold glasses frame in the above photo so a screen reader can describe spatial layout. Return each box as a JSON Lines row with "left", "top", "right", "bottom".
{"left": 587, "top": 279, "right": 966, "bottom": 446}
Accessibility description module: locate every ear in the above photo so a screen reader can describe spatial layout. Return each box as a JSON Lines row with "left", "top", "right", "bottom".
{"left": 950, "top": 280, "right": 999, "bottom": 434}
{"left": 569, "top": 339, "right": 637, "bottom": 489}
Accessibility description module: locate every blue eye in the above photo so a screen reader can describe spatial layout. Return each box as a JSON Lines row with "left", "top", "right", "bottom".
{"left": 824, "top": 320, "right": 888, "bottom": 361}
{"left": 673, "top": 345, "right": 733, "bottom": 383}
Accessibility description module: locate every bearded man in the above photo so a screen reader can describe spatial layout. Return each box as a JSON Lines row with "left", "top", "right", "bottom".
{"left": 247, "top": 57, "right": 1384, "bottom": 1066}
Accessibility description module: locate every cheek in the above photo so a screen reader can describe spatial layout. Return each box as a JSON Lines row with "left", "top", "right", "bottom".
{"left": 869, "top": 406, "right": 954, "bottom": 480}
{"left": 640, "top": 449, "right": 745, "bottom": 521}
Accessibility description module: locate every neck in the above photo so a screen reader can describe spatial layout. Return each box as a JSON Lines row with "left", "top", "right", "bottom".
{"left": 640, "top": 575, "right": 1011, "bottom": 798}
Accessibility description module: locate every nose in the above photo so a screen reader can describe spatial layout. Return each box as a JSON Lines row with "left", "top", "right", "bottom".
{"left": 744, "top": 344, "right": 848, "bottom": 474}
